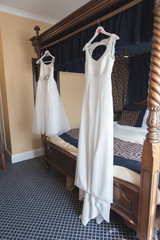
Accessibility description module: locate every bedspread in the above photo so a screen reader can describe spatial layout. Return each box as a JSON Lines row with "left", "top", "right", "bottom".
{"left": 47, "top": 124, "right": 160, "bottom": 204}
{"left": 60, "top": 129, "right": 144, "bottom": 174}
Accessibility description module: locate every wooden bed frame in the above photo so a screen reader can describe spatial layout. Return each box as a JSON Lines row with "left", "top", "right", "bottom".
{"left": 30, "top": 1, "right": 160, "bottom": 239}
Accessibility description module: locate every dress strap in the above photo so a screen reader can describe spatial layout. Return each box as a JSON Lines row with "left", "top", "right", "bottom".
{"left": 107, "top": 34, "right": 119, "bottom": 58}
{"left": 106, "top": 34, "right": 119, "bottom": 49}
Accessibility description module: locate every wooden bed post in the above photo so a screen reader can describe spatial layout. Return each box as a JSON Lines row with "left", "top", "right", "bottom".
{"left": 137, "top": 1, "right": 160, "bottom": 239}
{"left": 31, "top": 25, "right": 41, "bottom": 60}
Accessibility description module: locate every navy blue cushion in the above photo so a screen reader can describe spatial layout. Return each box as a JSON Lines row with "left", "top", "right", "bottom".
{"left": 60, "top": 133, "right": 78, "bottom": 148}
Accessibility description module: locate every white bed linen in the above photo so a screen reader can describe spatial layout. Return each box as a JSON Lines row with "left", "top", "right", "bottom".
{"left": 113, "top": 121, "right": 147, "bottom": 144}
{"left": 47, "top": 123, "right": 160, "bottom": 204}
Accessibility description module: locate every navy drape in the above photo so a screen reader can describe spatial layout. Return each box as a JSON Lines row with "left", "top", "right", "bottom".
{"left": 128, "top": 52, "right": 151, "bottom": 104}
{"left": 46, "top": 0, "right": 154, "bottom": 73}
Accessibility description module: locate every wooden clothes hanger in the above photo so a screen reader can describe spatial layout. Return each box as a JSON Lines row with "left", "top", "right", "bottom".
{"left": 36, "top": 50, "right": 55, "bottom": 64}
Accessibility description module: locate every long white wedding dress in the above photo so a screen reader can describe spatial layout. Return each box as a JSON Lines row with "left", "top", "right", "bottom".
{"left": 75, "top": 34, "right": 119, "bottom": 225}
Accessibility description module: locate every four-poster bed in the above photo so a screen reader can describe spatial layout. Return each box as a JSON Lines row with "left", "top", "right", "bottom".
{"left": 30, "top": 0, "right": 160, "bottom": 239}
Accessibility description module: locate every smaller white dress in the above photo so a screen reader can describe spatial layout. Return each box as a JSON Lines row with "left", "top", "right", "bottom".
{"left": 32, "top": 58, "right": 71, "bottom": 136}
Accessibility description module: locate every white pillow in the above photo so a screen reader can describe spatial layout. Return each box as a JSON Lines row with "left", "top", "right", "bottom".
{"left": 141, "top": 109, "right": 149, "bottom": 129}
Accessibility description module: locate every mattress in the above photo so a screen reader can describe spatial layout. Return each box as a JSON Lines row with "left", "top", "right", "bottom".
{"left": 47, "top": 122, "right": 160, "bottom": 204}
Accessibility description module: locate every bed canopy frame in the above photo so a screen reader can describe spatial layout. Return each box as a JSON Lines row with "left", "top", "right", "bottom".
{"left": 30, "top": 0, "right": 160, "bottom": 239}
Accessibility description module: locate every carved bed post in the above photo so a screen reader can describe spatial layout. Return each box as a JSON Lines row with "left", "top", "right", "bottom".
{"left": 137, "top": 1, "right": 160, "bottom": 239}
{"left": 32, "top": 25, "right": 41, "bottom": 59}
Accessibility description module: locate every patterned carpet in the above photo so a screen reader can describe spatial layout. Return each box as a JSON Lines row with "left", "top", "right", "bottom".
{"left": 0, "top": 157, "right": 158, "bottom": 240}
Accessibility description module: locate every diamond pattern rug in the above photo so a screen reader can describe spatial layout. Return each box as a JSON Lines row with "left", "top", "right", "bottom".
{"left": 0, "top": 157, "right": 158, "bottom": 240}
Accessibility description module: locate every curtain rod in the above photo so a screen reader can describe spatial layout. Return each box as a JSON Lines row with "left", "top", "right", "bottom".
{"left": 40, "top": 0, "right": 143, "bottom": 51}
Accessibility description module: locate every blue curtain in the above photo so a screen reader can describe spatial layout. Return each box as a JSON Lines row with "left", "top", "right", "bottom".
{"left": 128, "top": 52, "right": 151, "bottom": 104}
{"left": 46, "top": 0, "right": 154, "bottom": 73}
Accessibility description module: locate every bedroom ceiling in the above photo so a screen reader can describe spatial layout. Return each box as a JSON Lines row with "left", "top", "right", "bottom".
{"left": 0, "top": 0, "right": 90, "bottom": 24}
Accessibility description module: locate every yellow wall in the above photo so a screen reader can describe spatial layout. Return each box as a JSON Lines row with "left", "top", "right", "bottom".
{"left": 0, "top": 12, "right": 52, "bottom": 155}
{"left": 60, "top": 72, "right": 85, "bottom": 128}
{"left": 0, "top": 12, "right": 85, "bottom": 157}
{"left": 0, "top": 26, "right": 11, "bottom": 149}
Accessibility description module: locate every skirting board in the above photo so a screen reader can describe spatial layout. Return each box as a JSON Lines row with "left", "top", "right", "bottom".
{"left": 6, "top": 148, "right": 43, "bottom": 164}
